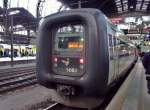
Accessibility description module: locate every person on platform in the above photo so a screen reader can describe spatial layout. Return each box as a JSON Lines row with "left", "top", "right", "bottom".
{"left": 142, "top": 50, "right": 150, "bottom": 94}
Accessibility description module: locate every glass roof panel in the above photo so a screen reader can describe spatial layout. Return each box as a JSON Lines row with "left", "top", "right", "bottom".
{"left": 137, "top": 1, "right": 142, "bottom": 4}
{"left": 123, "top": 4, "right": 128, "bottom": 8}
{"left": 0, "top": 0, "right": 62, "bottom": 17}
{"left": 123, "top": 0, "right": 128, "bottom": 3}
{"left": 124, "top": 8, "right": 128, "bottom": 11}
{"left": 117, "top": 7, "right": 122, "bottom": 11}
{"left": 143, "top": 4, "right": 148, "bottom": 8}
{"left": 117, "top": 5, "right": 122, "bottom": 7}
{"left": 142, "top": 7, "right": 147, "bottom": 9}
{"left": 116, "top": 2, "right": 121, "bottom": 5}
{"left": 115, "top": 0, "right": 120, "bottom": 3}
{"left": 143, "top": 2, "right": 149, "bottom": 5}
{"left": 137, "top": 0, "right": 143, "bottom": 1}
{"left": 136, "top": 4, "right": 141, "bottom": 10}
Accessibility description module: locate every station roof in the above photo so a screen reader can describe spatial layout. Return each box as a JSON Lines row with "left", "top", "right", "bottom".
{"left": 59, "top": 0, "right": 150, "bottom": 17}
{"left": 0, "top": 7, "right": 37, "bottom": 31}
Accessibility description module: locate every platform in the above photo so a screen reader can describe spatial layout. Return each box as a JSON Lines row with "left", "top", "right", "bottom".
{"left": 138, "top": 64, "right": 150, "bottom": 110}
{"left": 106, "top": 60, "right": 150, "bottom": 110}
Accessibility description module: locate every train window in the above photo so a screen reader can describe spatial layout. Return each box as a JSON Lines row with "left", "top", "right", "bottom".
{"left": 54, "top": 25, "right": 84, "bottom": 52}
{"left": 109, "top": 34, "right": 113, "bottom": 46}
{"left": 120, "top": 40, "right": 126, "bottom": 45}
{"left": 113, "top": 36, "right": 117, "bottom": 46}
{"left": 116, "top": 38, "right": 126, "bottom": 45}
{"left": 57, "top": 36, "right": 84, "bottom": 50}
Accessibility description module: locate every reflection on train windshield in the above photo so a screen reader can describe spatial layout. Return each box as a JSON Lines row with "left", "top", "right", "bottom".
{"left": 54, "top": 25, "right": 84, "bottom": 51}
{"left": 58, "top": 36, "right": 84, "bottom": 49}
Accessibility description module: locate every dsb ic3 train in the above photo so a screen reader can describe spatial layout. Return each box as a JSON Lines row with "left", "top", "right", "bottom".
{"left": 37, "top": 8, "right": 137, "bottom": 109}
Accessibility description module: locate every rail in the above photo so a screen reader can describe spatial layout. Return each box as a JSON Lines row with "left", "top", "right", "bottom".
{"left": 0, "top": 66, "right": 37, "bottom": 93}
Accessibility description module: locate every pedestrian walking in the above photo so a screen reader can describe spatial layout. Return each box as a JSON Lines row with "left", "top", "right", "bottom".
{"left": 142, "top": 51, "right": 150, "bottom": 94}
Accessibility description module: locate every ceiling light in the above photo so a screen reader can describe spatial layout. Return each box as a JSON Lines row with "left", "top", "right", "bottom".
{"left": 144, "top": 0, "right": 150, "bottom": 2}
{"left": 130, "top": 6, "right": 134, "bottom": 8}
{"left": 115, "top": 0, "right": 120, "bottom": 2}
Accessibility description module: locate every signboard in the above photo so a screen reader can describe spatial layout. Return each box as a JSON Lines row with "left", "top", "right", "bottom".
{"left": 127, "top": 29, "right": 148, "bottom": 34}
{"left": 110, "top": 17, "right": 123, "bottom": 24}
{"left": 128, "top": 29, "right": 139, "bottom": 34}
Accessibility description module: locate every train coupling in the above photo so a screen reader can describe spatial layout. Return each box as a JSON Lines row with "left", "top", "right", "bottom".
{"left": 57, "top": 85, "right": 75, "bottom": 96}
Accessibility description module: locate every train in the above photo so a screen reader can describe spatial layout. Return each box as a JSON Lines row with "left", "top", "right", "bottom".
{"left": 36, "top": 8, "right": 137, "bottom": 109}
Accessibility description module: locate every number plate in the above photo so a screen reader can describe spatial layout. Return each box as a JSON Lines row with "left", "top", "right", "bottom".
{"left": 66, "top": 68, "right": 77, "bottom": 73}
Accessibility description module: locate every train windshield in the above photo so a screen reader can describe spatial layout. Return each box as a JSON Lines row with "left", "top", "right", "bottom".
{"left": 52, "top": 25, "right": 85, "bottom": 76}
{"left": 55, "top": 35, "right": 84, "bottom": 51}
{"left": 54, "top": 25, "right": 84, "bottom": 52}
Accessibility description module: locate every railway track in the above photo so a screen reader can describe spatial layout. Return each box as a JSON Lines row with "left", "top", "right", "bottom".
{"left": 0, "top": 66, "right": 35, "bottom": 77}
{"left": 0, "top": 65, "right": 37, "bottom": 93}
{"left": 0, "top": 66, "right": 35, "bottom": 75}
{"left": 43, "top": 103, "right": 87, "bottom": 110}
{"left": 0, "top": 59, "right": 35, "bottom": 66}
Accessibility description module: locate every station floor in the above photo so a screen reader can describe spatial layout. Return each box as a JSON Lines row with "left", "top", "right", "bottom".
{"left": 120, "top": 60, "right": 150, "bottom": 110}
{"left": 137, "top": 62, "right": 150, "bottom": 110}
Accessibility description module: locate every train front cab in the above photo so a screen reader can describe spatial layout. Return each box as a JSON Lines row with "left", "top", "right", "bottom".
{"left": 37, "top": 9, "right": 109, "bottom": 108}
